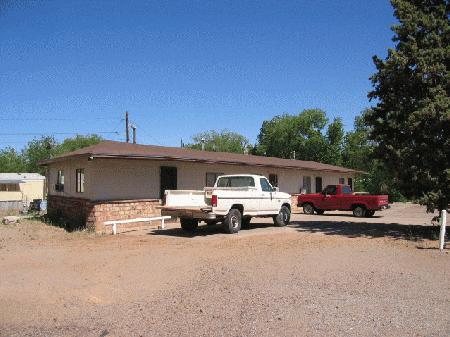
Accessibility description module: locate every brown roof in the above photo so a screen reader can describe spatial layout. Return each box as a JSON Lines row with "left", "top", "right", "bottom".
{"left": 40, "top": 140, "right": 362, "bottom": 174}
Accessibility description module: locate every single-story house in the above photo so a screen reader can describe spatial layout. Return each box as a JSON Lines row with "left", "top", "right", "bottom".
{"left": 0, "top": 173, "right": 46, "bottom": 211}
{"left": 40, "top": 140, "right": 361, "bottom": 232}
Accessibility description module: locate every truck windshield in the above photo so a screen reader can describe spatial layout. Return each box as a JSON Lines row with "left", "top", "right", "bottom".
{"left": 217, "top": 176, "right": 255, "bottom": 188}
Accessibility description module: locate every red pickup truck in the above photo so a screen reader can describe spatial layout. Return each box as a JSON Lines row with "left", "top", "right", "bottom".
{"left": 297, "top": 184, "right": 389, "bottom": 217}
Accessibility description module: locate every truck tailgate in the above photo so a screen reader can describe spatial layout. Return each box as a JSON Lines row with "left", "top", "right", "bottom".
{"left": 164, "top": 190, "right": 208, "bottom": 208}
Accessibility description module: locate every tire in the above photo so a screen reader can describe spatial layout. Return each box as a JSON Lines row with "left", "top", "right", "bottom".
{"left": 303, "top": 203, "right": 315, "bottom": 215}
{"left": 223, "top": 209, "right": 242, "bottom": 234}
{"left": 241, "top": 216, "right": 252, "bottom": 228}
{"left": 366, "top": 210, "right": 375, "bottom": 217}
{"left": 316, "top": 209, "right": 325, "bottom": 215}
{"left": 273, "top": 206, "right": 291, "bottom": 227}
{"left": 353, "top": 206, "right": 366, "bottom": 218}
{"left": 180, "top": 217, "right": 198, "bottom": 231}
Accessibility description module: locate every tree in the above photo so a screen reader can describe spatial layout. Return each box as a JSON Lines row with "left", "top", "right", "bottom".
{"left": 22, "top": 136, "right": 58, "bottom": 174}
{"left": 0, "top": 147, "right": 26, "bottom": 172}
{"left": 326, "top": 117, "right": 345, "bottom": 166}
{"left": 366, "top": 0, "right": 449, "bottom": 212}
{"left": 54, "top": 134, "right": 103, "bottom": 156}
{"left": 187, "top": 130, "right": 250, "bottom": 153}
{"left": 255, "top": 109, "right": 344, "bottom": 165}
{"left": 0, "top": 134, "right": 104, "bottom": 175}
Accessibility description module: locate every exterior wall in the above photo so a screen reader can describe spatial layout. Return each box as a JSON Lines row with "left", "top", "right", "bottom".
{"left": 0, "top": 180, "right": 44, "bottom": 206}
{"left": 20, "top": 180, "right": 45, "bottom": 203}
{"left": 0, "top": 191, "right": 22, "bottom": 202}
{"left": 47, "top": 157, "right": 355, "bottom": 201}
{"left": 45, "top": 157, "right": 356, "bottom": 231}
{"left": 47, "top": 194, "right": 161, "bottom": 233}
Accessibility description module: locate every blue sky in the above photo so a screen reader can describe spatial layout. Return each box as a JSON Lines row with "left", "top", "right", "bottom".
{"left": 0, "top": 1, "right": 396, "bottom": 149}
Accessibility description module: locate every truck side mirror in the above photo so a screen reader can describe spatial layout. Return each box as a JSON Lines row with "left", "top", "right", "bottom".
{"left": 272, "top": 187, "right": 279, "bottom": 192}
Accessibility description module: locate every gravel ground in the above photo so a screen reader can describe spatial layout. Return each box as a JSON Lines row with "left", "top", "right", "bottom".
{"left": 0, "top": 203, "right": 449, "bottom": 337}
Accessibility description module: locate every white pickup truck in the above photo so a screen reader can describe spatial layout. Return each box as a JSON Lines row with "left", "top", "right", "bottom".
{"left": 159, "top": 174, "right": 292, "bottom": 234}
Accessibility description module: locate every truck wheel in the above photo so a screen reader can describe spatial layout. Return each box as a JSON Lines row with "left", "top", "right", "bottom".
{"left": 303, "top": 203, "right": 315, "bottom": 215}
{"left": 241, "top": 216, "right": 252, "bottom": 229}
{"left": 273, "top": 206, "right": 291, "bottom": 227}
{"left": 223, "top": 209, "right": 241, "bottom": 234}
{"left": 353, "top": 206, "right": 366, "bottom": 218}
{"left": 316, "top": 209, "right": 325, "bottom": 215}
{"left": 180, "top": 218, "right": 198, "bottom": 231}
{"left": 366, "top": 210, "right": 375, "bottom": 217}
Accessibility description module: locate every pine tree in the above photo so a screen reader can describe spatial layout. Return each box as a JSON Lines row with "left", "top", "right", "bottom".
{"left": 367, "top": 0, "right": 450, "bottom": 212}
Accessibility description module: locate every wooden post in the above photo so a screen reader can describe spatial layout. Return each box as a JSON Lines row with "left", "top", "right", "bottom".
{"left": 439, "top": 210, "right": 447, "bottom": 251}
{"left": 125, "top": 111, "right": 129, "bottom": 143}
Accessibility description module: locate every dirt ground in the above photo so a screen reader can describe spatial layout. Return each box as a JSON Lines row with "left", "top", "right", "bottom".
{"left": 0, "top": 203, "right": 449, "bottom": 337}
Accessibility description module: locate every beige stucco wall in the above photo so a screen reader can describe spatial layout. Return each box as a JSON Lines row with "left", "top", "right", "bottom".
{"left": 46, "top": 157, "right": 356, "bottom": 201}
{"left": 0, "top": 180, "right": 44, "bottom": 203}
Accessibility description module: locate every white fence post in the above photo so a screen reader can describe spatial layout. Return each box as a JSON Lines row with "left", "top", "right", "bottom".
{"left": 439, "top": 210, "right": 447, "bottom": 251}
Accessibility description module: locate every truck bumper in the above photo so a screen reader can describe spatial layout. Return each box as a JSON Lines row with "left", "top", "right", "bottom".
{"left": 160, "top": 207, "right": 217, "bottom": 220}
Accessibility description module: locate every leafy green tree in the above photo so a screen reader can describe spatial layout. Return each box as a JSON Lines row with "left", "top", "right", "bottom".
{"left": 22, "top": 136, "right": 58, "bottom": 174}
{"left": 342, "top": 110, "right": 373, "bottom": 172}
{"left": 0, "top": 147, "right": 26, "bottom": 172}
{"left": 366, "top": 0, "right": 449, "bottom": 212}
{"left": 2, "top": 134, "right": 104, "bottom": 175}
{"left": 326, "top": 117, "right": 345, "bottom": 166}
{"left": 54, "top": 134, "right": 103, "bottom": 156}
{"left": 187, "top": 130, "right": 250, "bottom": 153}
{"left": 256, "top": 109, "right": 345, "bottom": 165}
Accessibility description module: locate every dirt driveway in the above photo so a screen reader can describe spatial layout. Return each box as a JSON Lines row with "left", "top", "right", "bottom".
{"left": 0, "top": 203, "right": 449, "bottom": 337}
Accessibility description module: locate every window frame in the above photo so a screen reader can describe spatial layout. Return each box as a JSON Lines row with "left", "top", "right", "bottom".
{"left": 76, "top": 168, "right": 85, "bottom": 193}
{"left": 268, "top": 174, "right": 278, "bottom": 187}
{"left": 217, "top": 176, "right": 255, "bottom": 188}
{"left": 56, "top": 170, "right": 65, "bottom": 192}
{"left": 342, "top": 185, "right": 353, "bottom": 195}
{"left": 260, "top": 177, "right": 273, "bottom": 192}
{"left": 347, "top": 177, "right": 353, "bottom": 189}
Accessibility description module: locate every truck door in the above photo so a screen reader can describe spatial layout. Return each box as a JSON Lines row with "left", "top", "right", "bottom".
{"left": 321, "top": 185, "right": 339, "bottom": 210}
{"left": 260, "top": 177, "right": 277, "bottom": 212}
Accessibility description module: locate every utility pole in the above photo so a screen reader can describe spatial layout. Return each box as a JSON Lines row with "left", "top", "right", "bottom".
{"left": 125, "top": 111, "right": 129, "bottom": 143}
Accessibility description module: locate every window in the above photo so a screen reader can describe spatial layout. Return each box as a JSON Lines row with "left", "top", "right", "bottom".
{"left": 302, "top": 176, "right": 312, "bottom": 194}
{"left": 315, "top": 177, "right": 323, "bottom": 193}
{"left": 217, "top": 176, "right": 255, "bottom": 188}
{"left": 55, "top": 170, "right": 64, "bottom": 192}
{"left": 339, "top": 177, "right": 345, "bottom": 184}
{"left": 76, "top": 169, "right": 85, "bottom": 193}
{"left": 347, "top": 178, "right": 353, "bottom": 189}
{"left": 0, "top": 184, "right": 19, "bottom": 192}
{"left": 206, "top": 172, "right": 224, "bottom": 187}
{"left": 342, "top": 186, "right": 353, "bottom": 194}
{"left": 260, "top": 178, "right": 273, "bottom": 192}
{"left": 269, "top": 174, "right": 278, "bottom": 187}
{"left": 323, "top": 185, "right": 337, "bottom": 195}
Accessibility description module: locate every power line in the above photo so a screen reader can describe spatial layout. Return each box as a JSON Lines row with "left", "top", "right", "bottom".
{"left": 0, "top": 131, "right": 119, "bottom": 136}
{"left": 0, "top": 117, "right": 119, "bottom": 121}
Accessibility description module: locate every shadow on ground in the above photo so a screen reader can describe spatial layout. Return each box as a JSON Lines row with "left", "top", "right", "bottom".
{"left": 150, "top": 222, "right": 275, "bottom": 237}
{"left": 290, "top": 220, "right": 444, "bottom": 241}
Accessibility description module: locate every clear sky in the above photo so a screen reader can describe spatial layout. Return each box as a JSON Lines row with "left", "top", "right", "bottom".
{"left": 0, "top": 1, "right": 396, "bottom": 149}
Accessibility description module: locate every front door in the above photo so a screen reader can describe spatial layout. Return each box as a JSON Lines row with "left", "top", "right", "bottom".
{"left": 315, "top": 177, "right": 323, "bottom": 193}
{"left": 160, "top": 166, "right": 177, "bottom": 199}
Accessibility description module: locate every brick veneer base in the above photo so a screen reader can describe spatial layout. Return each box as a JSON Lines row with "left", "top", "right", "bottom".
{"left": 47, "top": 195, "right": 161, "bottom": 233}
{"left": 290, "top": 194, "right": 301, "bottom": 213}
